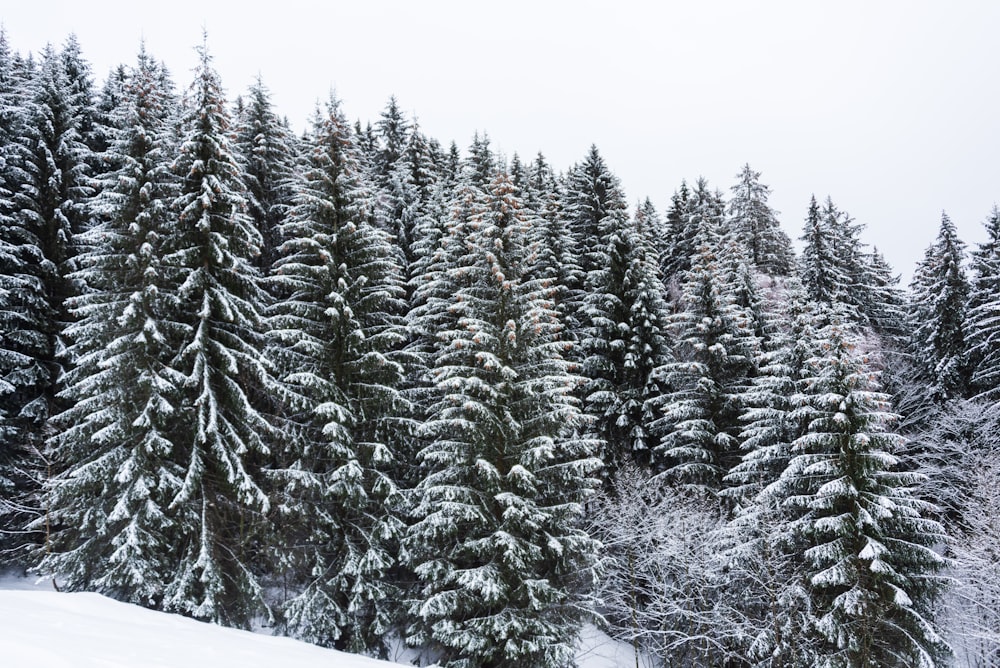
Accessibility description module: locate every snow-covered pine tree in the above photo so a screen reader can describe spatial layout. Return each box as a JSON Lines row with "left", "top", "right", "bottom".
{"left": 654, "top": 219, "right": 759, "bottom": 491}
{"left": 374, "top": 95, "right": 410, "bottom": 185}
{"left": 0, "top": 41, "right": 95, "bottom": 559}
{"left": 522, "top": 153, "right": 580, "bottom": 334}
{"left": 727, "top": 164, "right": 794, "bottom": 275}
{"left": 721, "top": 286, "right": 828, "bottom": 666}
{"left": 39, "top": 46, "right": 182, "bottom": 603}
{"left": 800, "top": 194, "right": 847, "bottom": 306}
{"left": 405, "top": 173, "right": 601, "bottom": 668}
{"left": 58, "top": 34, "right": 101, "bottom": 159}
{"left": 0, "top": 29, "right": 34, "bottom": 561}
{"left": 726, "top": 278, "right": 821, "bottom": 504}
{"left": 783, "top": 319, "right": 949, "bottom": 667}
{"left": 158, "top": 42, "right": 275, "bottom": 628}
{"left": 965, "top": 206, "right": 1000, "bottom": 400}
{"left": 858, "top": 246, "right": 906, "bottom": 342}
{"left": 233, "top": 76, "right": 299, "bottom": 274}
{"left": 375, "top": 123, "right": 422, "bottom": 274}
{"left": 559, "top": 145, "right": 629, "bottom": 339}
{"left": 801, "top": 196, "right": 904, "bottom": 338}
{"left": 581, "top": 203, "right": 673, "bottom": 472}
{"left": 267, "top": 93, "right": 407, "bottom": 654}
{"left": 907, "top": 212, "right": 970, "bottom": 403}
{"left": 633, "top": 197, "right": 664, "bottom": 270}
{"left": 661, "top": 179, "right": 695, "bottom": 281}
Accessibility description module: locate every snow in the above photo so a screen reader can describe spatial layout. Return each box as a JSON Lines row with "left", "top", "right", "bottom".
{"left": 0, "top": 574, "right": 641, "bottom": 668}
{"left": 0, "top": 575, "right": 389, "bottom": 668}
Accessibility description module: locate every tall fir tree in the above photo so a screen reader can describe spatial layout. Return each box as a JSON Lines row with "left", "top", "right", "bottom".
{"left": 39, "top": 47, "right": 182, "bottom": 602}
{"left": 405, "top": 173, "right": 601, "bottom": 668}
{"left": 782, "top": 320, "right": 948, "bottom": 667}
{"left": 661, "top": 179, "right": 695, "bottom": 280}
{"left": 581, "top": 206, "right": 673, "bottom": 472}
{"left": 374, "top": 95, "right": 410, "bottom": 184}
{"left": 0, "top": 42, "right": 95, "bottom": 559}
{"left": 157, "top": 42, "right": 275, "bottom": 628}
{"left": 654, "top": 220, "right": 759, "bottom": 490}
{"left": 727, "top": 164, "right": 794, "bottom": 275}
{"left": 965, "top": 206, "right": 1000, "bottom": 400}
{"left": 907, "top": 212, "right": 970, "bottom": 403}
{"left": 0, "top": 29, "right": 33, "bottom": 561}
{"left": 267, "top": 94, "right": 407, "bottom": 653}
{"left": 232, "top": 76, "right": 299, "bottom": 274}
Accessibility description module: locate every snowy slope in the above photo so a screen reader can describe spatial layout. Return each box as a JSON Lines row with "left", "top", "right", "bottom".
{"left": 0, "top": 576, "right": 645, "bottom": 668}
{"left": 0, "top": 585, "right": 391, "bottom": 668}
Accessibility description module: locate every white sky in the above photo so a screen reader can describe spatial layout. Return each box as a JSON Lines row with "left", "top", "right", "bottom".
{"left": 4, "top": 0, "right": 999, "bottom": 281}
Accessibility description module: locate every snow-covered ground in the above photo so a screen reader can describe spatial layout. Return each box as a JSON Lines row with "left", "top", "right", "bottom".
{"left": 0, "top": 574, "right": 648, "bottom": 668}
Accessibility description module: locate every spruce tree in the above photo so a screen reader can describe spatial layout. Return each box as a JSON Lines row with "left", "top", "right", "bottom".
{"left": 654, "top": 220, "right": 759, "bottom": 490}
{"left": 965, "top": 206, "right": 1000, "bottom": 400}
{"left": 661, "top": 179, "right": 695, "bottom": 280}
{"left": 40, "top": 47, "right": 182, "bottom": 602}
{"left": 581, "top": 207, "right": 673, "bottom": 472}
{"left": 800, "top": 195, "right": 845, "bottom": 306}
{"left": 267, "top": 94, "right": 407, "bottom": 653}
{"left": 784, "top": 320, "right": 948, "bottom": 666}
{"left": 405, "top": 173, "right": 600, "bottom": 668}
{"left": 374, "top": 95, "right": 410, "bottom": 184}
{"left": 907, "top": 212, "right": 970, "bottom": 403}
{"left": 727, "top": 164, "right": 794, "bottom": 275}
{"left": 523, "top": 153, "right": 580, "bottom": 335}
{"left": 0, "top": 29, "right": 33, "bottom": 561}
{"left": 800, "top": 196, "right": 905, "bottom": 338}
{"left": 0, "top": 42, "right": 94, "bottom": 559}
{"left": 158, "top": 42, "right": 274, "bottom": 628}
{"left": 233, "top": 76, "right": 298, "bottom": 274}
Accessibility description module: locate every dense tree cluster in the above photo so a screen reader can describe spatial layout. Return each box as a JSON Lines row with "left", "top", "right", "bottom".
{"left": 0, "top": 30, "right": 995, "bottom": 667}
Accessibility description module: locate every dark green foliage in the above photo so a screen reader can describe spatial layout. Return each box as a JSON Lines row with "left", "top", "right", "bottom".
{"left": 907, "top": 212, "right": 970, "bottom": 403}
{"left": 156, "top": 43, "right": 274, "bottom": 628}
{"left": 727, "top": 164, "right": 794, "bottom": 275}
{"left": 965, "top": 207, "right": 1000, "bottom": 400}
{"left": 41, "top": 47, "right": 182, "bottom": 602}
{"left": 405, "top": 174, "right": 600, "bottom": 668}
{"left": 267, "top": 95, "right": 407, "bottom": 653}
{"left": 233, "top": 77, "right": 299, "bottom": 273}
{"left": 655, "top": 222, "right": 759, "bottom": 490}
{"left": 785, "top": 321, "right": 948, "bottom": 667}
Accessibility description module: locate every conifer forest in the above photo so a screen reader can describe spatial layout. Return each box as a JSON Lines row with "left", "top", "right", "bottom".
{"left": 1, "top": 31, "right": 999, "bottom": 668}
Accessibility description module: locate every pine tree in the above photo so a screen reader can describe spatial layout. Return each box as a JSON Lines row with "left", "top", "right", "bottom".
{"left": 405, "top": 173, "right": 601, "bottom": 668}
{"left": 561, "top": 145, "right": 629, "bottom": 284}
{"left": 800, "top": 196, "right": 905, "bottom": 338}
{"left": 783, "top": 320, "right": 948, "bottom": 666}
{"left": 374, "top": 95, "right": 410, "bottom": 184}
{"left": 654, "top": 221, "right": 759, "bottom": 490}
{"left": 39, "top": 46, "right": 182, "bottom": 602}
{"left": 0, "top": 42, "right": 94, "bottom": 558}
{"left": 800, "top": 195, "right": 845, "bottom": 305}
{"left": 267, "top": 94, "right": 407, "bottom": 653}
{"left": 581, "top": 207, "right": 673, "bottom": 472}
{"left": 233, "top": 76, "right": 299, "bottom": 274}
{"left": 721, "top": 285, "right": 827, "bottom": 666}
{"left": 726, "top": 279, "right": 821, "bottom": 503}
{"left": 965, "top": 206, "right": 1000, "bottom": 400}
{"left": 158, "top": 42, "right": 274, "bottom": 628}
{"left": 523, "top": 153, "right": 580, "bottom": 333}
{"left": 0, "top": 29, "right": 34, "bottom": 561}
{"left": 907, "top": 212, "right": 970, "bottom": 403}
{"left": 661, "top": 179, "right": 695, "bottom": 280}
{"left": 727, "top": 164, "right": 794, "bottom": 275}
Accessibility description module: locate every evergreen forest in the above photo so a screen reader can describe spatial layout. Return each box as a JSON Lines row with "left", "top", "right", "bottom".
{"left": 1, "top": 32, "right": 998, "bottom": 668}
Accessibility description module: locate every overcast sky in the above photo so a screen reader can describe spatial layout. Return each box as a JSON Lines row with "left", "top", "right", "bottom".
{"left": 4, "top": 0, "right": 999, "bottom": 281}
